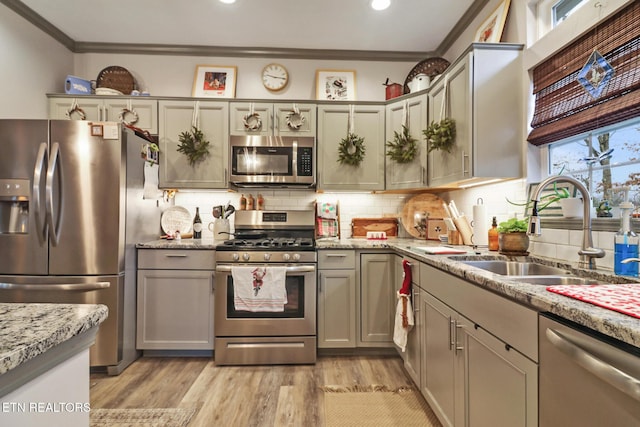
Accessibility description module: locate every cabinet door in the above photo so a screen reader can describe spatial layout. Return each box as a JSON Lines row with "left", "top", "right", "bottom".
{"left": 359, "top": 253, "right": 395, "bottom": 345}
{"left": 428, "top": 54, "right": 473, "bottom": 187}
{"left": 318, "top": 269, "right": 357, "bottom": 348}
{"left": 136, "top": 269, "right": 215, "bottom": 350}
{"left": 49, "top": 97, "right": 102, "bottom": 121}
{"left": 159, "top": 100, "right": 229, "bottom": 189}
{"left": 104, "top": 99, "right": 158, "bottom": 133}
{"left": 421, "top": 292, "right": 456, "bottom": 427}
{"left": 274, "top": 103, "right": 316, "bottom": 136}
{"left": 229, "top": 102, "right": 273, "bottom": 136}
{"left": 385, "top": 95, "right": 428, "bottom": 190}
{"left": 317, "top": 104, "right": 385, "bottom": 191}
{"left": 461, "top": 319, "right": 538, "bottom": 427}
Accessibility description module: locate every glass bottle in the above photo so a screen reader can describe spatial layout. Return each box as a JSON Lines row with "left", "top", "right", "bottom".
{"left": 239, "top": 194, "right": 247, "bottom": 210}
{"left": 257, "top": 194, "right": 264, "bottom": 210}
{"left": 247, "top": 194, "right": 255, "bottom": 210}
{"left": 192, "top": 207, "right": 202, "bottom": 239}
{"left": 614, "top": 191, "right": 639, "bottom": 276}
{"left": 488, "top": 216, "right": 499, "bottom": 251}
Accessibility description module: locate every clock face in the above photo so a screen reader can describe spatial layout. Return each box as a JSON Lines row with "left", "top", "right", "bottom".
{"left": 262, "top": 63, "right": 288, "bottom": 91}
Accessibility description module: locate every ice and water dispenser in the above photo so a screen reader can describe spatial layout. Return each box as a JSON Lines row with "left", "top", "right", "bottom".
{"left": 0, "top": 179, "right": 29, "bottom": 234}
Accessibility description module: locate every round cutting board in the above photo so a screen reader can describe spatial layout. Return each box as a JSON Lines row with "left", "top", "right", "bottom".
{"left": 401, "top": 193, "right": 448, "bottom": 238}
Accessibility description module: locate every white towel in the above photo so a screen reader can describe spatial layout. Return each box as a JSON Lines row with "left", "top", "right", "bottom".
{"left": 232, "top": 266, "right": 287, "bottom": 312}
{"left": 393, "top": 292, "right": 414, "bottom": 352}
{"left": 317, "top": 202, "right": 337, "bottom": 219}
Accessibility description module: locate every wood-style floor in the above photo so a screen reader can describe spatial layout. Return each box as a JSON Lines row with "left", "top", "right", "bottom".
{"left": 90, "top": 354, "right": 422, "bottom": 426}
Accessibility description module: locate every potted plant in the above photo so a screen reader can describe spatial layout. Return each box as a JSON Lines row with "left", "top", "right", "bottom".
{"left": 497, "top": 217, "right": 530, "bottom": 256}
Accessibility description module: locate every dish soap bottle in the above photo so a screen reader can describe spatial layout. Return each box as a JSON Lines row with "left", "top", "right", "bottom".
{"left": 614, "top": 188, "right": 639, "bottom": 276}
{"left": 488, "top": 216, "right": 499, "bottom": 251}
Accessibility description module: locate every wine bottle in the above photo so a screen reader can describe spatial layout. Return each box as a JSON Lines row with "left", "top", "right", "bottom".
{"left": 193, "top": 207, "right": 202, "bottom": 239}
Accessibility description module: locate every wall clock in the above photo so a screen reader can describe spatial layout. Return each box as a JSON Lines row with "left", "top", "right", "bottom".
{"left": 262, "top": 63, "right": 289, "bottom": 91}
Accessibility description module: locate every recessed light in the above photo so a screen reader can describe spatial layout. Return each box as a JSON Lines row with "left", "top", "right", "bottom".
{"left": 219, "top": 0, "right": 236, "bottom": 4}
{"left": 371, "top": 0, "right": 391, "bottom": 11}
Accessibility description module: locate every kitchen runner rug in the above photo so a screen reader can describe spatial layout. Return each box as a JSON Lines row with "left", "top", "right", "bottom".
{"left": 90, "top": 407, "right": 196, "bottom": 427}
{"left": 322, "top": 385, "right": 442, "bottom": 427}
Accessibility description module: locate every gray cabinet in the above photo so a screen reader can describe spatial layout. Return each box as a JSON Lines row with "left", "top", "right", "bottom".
{"left": 317, "top": 250, "right": 357, "bottom": 348}
{"left": 385, "top": 95, "right": 428, "bottom": 190}
{"left": 158, "top": 100, "right": 229, "bottom": 189}
{"left": 419, "top": 262, "right": 538, "bottom": 427}
{"left": 48, "top": 96, "right": 158, "bottom": 133}
{"left": 359, "top": 253, "right": 395, "bottom": 346}
{"left": 230, "top": 102, "right": 316, "bottom": 136}
{"left": 427, "top": 44, "right": 523, "bottom": 188}
{"left": 317, "top": 104, "right": 385, "bottom": 191}
{"left": 136, "top": 249, "right": 215, "bottom": 350}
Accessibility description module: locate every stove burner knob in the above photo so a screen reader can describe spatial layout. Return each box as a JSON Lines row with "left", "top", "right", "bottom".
{"left": 292, "top": 253, "right": 301, "bottom": 261}
{"left": 263, "top": 253, "right": 271, "bottom": 261}
{"left": 232, "top": 253, "right": 240, "bottom": 261}
{"left": 282, "top": 253, "right": 291, "bottom": 261}
{"left": 242, "top": 253, "right": 250, "bottom": 261}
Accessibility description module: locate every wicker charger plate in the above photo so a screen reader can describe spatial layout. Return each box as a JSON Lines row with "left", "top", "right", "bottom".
{"left": 403, "top": 57, "right": 450, "bottom": 94}
{"left": 96, "top": 65, "right": 135, "bottom": 95}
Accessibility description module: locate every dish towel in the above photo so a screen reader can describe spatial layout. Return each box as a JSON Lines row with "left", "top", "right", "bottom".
{"left": 393, "top": 260, "right": 414, "bottom": 352}
{"left": 232, "top": 266, "right": 287, "bottom": 312}
{"left": 317, "top": 202, "right": 337, "bottom": 219}
{"left": 316, "top": 217, "right": 337, "bottom": 238}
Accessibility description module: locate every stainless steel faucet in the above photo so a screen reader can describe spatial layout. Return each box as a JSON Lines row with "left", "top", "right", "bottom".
{"left": 527, "top": 175, "right": 605, "bottom": 269}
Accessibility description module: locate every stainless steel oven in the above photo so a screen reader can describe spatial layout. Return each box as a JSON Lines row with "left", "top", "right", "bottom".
{"left": 214, "top": 210, "right": 317, "bottom": 365}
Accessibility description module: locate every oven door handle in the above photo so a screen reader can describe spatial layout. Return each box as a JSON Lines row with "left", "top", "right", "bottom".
{"left": 215, "top": 265, "right": 316, "bottom": 274}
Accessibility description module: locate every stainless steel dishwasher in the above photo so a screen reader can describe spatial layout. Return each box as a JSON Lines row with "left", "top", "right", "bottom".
{"left": 539, "top": 314, "right": 640, "bottom": 426}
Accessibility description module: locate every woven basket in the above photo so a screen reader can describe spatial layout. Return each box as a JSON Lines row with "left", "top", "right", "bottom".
{"left": 403, "top": 57, "right": 450, "bottom": 94}
{"left": 96, "top": 66, "right": 135, "bottom": 94}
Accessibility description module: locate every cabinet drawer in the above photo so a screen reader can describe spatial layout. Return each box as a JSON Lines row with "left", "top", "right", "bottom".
{"left": 138, "top": 249, "right": 215, "bottom": 270}
{"left": 318, "top": 250, "right": 356, "bottom": 269}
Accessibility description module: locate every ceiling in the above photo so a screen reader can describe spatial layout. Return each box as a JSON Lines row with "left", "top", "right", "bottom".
{"left": 4, "top": 0, "right": 486, "bottom": 61}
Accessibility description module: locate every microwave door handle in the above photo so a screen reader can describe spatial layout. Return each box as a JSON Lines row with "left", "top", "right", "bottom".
{"left": 45, "top": 142, "right": 62, "bottom": 246}
{"left": 32, "top": 142, "right": 48, "bottom": 242}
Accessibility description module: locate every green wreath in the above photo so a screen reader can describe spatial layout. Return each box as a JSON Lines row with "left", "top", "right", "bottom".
{"left": 424, "top": 118, "right": 456, "bottom": 154}
{"left": 337, "top": 133, "right": 366, "bottom": 166}
{"left": 386, "top": 125, "right": 418, "bottom": 163}
{"left": 177, "top": 126, "right": 210, "bottom": 167}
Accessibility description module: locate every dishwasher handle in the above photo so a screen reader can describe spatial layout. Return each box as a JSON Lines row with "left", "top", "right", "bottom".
{"left": 546, "top": 328, "right": 640, "bottom": 403}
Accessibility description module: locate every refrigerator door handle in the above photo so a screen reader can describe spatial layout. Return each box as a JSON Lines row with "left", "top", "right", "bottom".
{"left": 0, "top": 282, "right": 110, "bottom": 291}
{"left": 45, "top": 142, "right": 62, "bottom": 246}
{"left": 32, "top": 142, "right": 48, "bottom": 242}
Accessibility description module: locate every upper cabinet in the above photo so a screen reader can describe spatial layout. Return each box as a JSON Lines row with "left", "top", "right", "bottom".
{"left": 158, "top": 100, "right": 229, "bottom": 189}
{"left": 48, "top": 96, "right": 158, "bottom": 134}
{"left": 427, "top": 44, "right": 523, "bottom": 188}
{"left": 317, "top": 104, "right": 385, "bottom": 191}
{"left": 230, "top": 102, "right": 316, "bottom": 136}
{"left": 385, "top": 95, "right": 428, "bottom": 190}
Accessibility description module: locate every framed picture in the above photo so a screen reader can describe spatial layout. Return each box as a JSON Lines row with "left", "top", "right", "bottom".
{"left": 475, "top": 0, "right": 511, "bottom": 43}
{"left": 192, "top": 65, "right": 237, "bottom": 98}
{"left": 525, "top": 182, "right": 577, "bottom": 218}
{"left": 316, "top": 70, "right": 356, "bottom": 101}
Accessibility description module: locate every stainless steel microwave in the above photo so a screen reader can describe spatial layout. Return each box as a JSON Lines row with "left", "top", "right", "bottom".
{"left": 229, "top": 135, "right": 315, "bottom": 188}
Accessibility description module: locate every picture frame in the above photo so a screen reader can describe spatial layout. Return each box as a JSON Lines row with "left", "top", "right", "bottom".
{"left": 315, "top": 69, "right": 356, "bottom": 101}
{"left": 525, "top": 182, "right": 577, "bottom": 218}
{"left": 192, "top": 65, "right": 237, "bottom": 98}
{"left": 474, "top": 0, "right": 511, "bottom": 43}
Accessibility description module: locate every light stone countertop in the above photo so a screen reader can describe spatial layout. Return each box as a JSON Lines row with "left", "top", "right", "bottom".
{"left": 0, "top": 303, "right": 108, "bottom": 375}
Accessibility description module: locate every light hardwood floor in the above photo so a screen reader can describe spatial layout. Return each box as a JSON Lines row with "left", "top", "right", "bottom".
{"left": 90, "top": 355, "right": 422, "bottom": 426}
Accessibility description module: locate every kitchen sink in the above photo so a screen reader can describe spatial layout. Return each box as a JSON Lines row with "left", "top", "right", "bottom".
{"left": 507, "top": 276, "right": 609, "bottom": 286}
{"left": 458, "top": 260, "right": 571, "bottom": 276}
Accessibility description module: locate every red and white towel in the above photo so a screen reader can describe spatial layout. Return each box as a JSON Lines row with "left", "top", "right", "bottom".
{"left": 547, "top": 284, "right": 640, "bottom": 319}
{"left": 394, "top": 259, "right": 414, "bottom": 352}
{"left": 232, "top": 266, "right": 287, "bottom": 312}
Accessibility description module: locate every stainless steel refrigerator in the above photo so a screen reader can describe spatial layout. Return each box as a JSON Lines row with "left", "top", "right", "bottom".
{"left": 0, "top": 119, "right": 162, "bottom": 375}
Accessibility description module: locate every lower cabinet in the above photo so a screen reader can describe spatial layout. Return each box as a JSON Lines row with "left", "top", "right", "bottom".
{"left": 359, "top": 253, "right": 395, "bottom": 346}
{"left": 136, "top": 249, "right": 215, "bottom": 350}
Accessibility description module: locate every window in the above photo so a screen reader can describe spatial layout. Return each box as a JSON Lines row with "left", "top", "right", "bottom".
{"left": 548, "top": 116, "right": 640, "bottom": 211}
{"left": 552, "top": 0, "right": 587, "bottom": 26}
{"left": 536, "top": 0, "right": 588, "bottom": 37}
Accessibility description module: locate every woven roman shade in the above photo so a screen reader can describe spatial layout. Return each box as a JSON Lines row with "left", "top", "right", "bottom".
{"left": 528, "top": 2, "right": 640, "bottom": 146}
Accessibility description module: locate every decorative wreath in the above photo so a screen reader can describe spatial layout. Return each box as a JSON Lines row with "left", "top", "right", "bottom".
{"left": 424, "top": 118, "right": 456, "bottom": 154}
{"left": 118, "top": 108, "right": 139, "bottom": 126}
{"left": 65, "top": 105, "right": 86, "bottom": 120}
{"left": 177, "top": 126, "right": 210, "bottom": 167}
{"left": 285, "top": 110, "right": 306, "bottom": 130}
{"left": 386, "top": 125, "right": 418, "bottom": 163}
{"left": 337, "top": 132, "right": 366, "bottom": 166}
{"left": 242, "top": 112, "right": 262, "bottom": 131}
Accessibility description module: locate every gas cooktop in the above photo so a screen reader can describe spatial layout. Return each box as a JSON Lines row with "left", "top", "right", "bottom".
{"left": 216, "top": 237, "right": 315, "bottom": 251}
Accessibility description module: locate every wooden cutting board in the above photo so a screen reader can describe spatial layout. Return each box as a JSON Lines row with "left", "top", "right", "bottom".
{"left": 401, "top": 193, "right": 448, "bottom": 239}
{"left": 351, "top": 218, "right": 398, "bottom": 238}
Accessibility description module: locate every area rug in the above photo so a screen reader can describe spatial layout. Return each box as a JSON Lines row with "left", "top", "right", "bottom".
{"left": 322, "top": 385, "right": 441, "bottom": 427}
{"left": 90, "top": 407, "right": 196, "bottom": 427}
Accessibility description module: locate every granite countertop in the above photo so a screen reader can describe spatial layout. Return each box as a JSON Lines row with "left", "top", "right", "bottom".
{"left": 0, "top": 303, "right": 108, "bottom": 375}
{"left": 136, "top": 238, "right": 220, "bottom": 249}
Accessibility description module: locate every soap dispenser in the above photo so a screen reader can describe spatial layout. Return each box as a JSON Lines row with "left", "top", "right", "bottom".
{"left": 614, "top": 188, "right": 639, "bottom": 276}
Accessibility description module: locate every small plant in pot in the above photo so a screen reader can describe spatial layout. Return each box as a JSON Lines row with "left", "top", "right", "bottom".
{"left": 497, "top": 217, "right": 530, "bottom": 256}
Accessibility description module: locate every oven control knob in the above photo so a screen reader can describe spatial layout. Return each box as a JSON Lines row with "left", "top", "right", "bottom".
{"left": 292, "top": 253, "right": 301, "bottom": 261}
{"left": 242, "top": 253, "right": 250, "bottom": 261}
{"left": 282, "top": 253, "right": 291, "bottom": 261}
{"left": 263, "top": 253, "right": 271, "bottom": 261}
{"left": 232, "top": 253, "right": 240, "bottom": 261}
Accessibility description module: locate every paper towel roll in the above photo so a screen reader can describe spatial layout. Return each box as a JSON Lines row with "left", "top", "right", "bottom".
{"left": 472, "top": 203, "right": 489, "bottom": 246}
